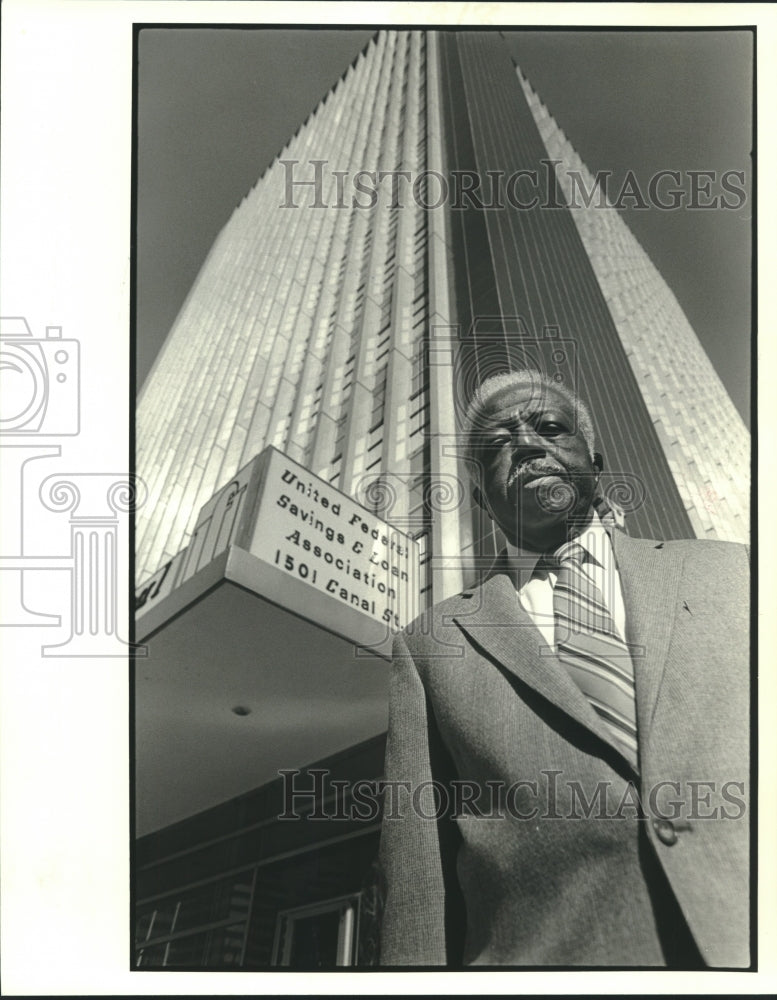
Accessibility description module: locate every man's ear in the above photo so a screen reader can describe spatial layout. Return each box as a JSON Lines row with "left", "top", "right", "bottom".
{"left": 593, "top": 451, "right": 604, "bottom": 475}
{"left": 474, "top": 485, "right": 498, "bottom": 525}
{"left": 472, "top": 486, "right": 494, "bottom": 521}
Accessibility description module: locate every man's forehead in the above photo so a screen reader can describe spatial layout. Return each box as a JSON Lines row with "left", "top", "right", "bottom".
{"left": 479, "top": 381, "right": 574, "bottom": 421}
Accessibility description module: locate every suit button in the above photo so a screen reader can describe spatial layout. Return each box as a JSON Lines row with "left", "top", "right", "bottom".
{"left": 653, "top": 818, "right": 678, "bottom": 846}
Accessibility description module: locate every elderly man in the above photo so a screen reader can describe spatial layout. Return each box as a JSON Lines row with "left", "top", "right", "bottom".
{"left": 378, "top": 370, "right": 749, "bottom": 968}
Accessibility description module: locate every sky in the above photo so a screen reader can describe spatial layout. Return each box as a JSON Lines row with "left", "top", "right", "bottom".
{"left": 135, "top": 28, "right": 752, "bottom": 425}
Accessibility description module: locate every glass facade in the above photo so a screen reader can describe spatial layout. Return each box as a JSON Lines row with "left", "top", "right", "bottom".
{"left": 519, "top": 70, "right": 749, "bottom": 542}
{"left": 435, "top": 33, "right": 747, "bottom": 565}
{"left": 137, "top": 32, "right": 435, "bottom": 592}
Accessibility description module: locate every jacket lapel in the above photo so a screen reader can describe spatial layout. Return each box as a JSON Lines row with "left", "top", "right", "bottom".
{"left": 610, "top": 531, "right": 685, "bottom": 740}
{"left": 450, "top": 564, "right": 618, "bottom": 753}
{"left": 449, "top": 532, "right": 685, "bottom": 772}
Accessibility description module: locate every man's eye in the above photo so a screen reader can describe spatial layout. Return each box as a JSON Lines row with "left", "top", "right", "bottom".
{"left": 538, "top": 421, "right": 565, "bottom": 435}
{"left": 485, "top": 434, "right": 510, "bottom": 448}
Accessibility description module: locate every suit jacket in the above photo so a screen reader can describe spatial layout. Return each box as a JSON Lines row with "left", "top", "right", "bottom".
{"left": 378, "top": 531, "right": 750, "bottom": 967}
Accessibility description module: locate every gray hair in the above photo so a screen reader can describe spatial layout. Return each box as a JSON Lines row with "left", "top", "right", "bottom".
{"left": 462, "top": 370, "right": 596, "bottom": 484}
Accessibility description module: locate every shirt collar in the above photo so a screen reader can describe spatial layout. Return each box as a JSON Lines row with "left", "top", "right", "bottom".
{"left": 504, "top": 511, "right": 612, "bottom": 578}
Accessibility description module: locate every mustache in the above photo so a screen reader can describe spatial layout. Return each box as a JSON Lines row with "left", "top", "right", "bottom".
{"left": 507, "top": 458, "right": 566, "bottom": 488}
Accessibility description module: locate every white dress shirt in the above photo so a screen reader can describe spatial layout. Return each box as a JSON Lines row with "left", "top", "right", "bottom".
{"left": 504, "top": 513, "right": 627, "bottom": 651}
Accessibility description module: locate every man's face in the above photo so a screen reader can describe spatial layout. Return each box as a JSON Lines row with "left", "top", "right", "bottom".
{"left": 471, "top": 381, "right": 602, "bottom": 552}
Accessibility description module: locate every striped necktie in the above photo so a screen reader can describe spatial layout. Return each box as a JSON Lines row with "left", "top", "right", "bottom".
{"left": 551, "top": 540, "right": 639, "bottom": 768}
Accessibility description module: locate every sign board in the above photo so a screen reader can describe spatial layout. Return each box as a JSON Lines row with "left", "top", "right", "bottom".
{"left": 248, "top": 449, "right": 420, "bottom": 632}
{"left": 134, "top": 549, "right": 186, "bottom": 616}
{"left": 136, "top": 447, "right": 421, "bottom": 640}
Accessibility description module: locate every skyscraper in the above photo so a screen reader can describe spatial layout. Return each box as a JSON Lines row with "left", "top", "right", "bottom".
{"left": 134, "top": 29, "right": 750, "bottom": 968}
{"left": 137, "top": 30, "right": 748, "bottom": 595}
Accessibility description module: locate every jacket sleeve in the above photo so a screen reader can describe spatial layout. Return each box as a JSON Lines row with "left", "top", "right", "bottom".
{"left": 378, "top": 629, "right": 464, "bottom": 966}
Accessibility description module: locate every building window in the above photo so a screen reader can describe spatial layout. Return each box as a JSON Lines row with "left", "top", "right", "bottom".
{"left": 272, "top": 893, "right": 361, "bottom": 968}
{"left": 134, "top": 872, "right": 254, "bottom": 968}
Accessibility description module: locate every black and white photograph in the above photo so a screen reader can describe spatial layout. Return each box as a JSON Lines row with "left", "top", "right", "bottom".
{"left": 133, "top": 21, "right": 752, "bottom": 971}
{"left": 0, "top": 1, "right": 772, "bottom": 994}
